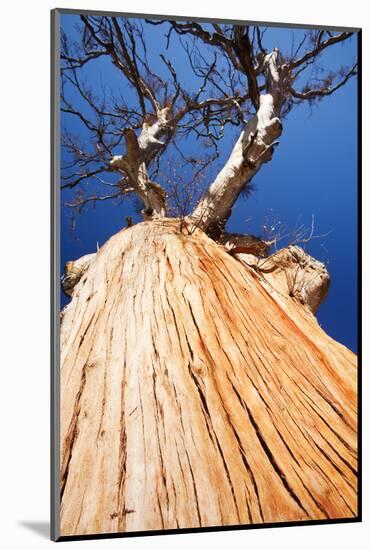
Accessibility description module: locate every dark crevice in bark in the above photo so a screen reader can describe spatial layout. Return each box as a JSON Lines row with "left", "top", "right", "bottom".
{"left": 293, "top": 383, "right": 357, "bottom": 474}
{"left": 227, "top": 376, "right": 310, "bottom": 517}
{"left": 324, "top": 437, "right": 358, "bottom": 478}
{"left": 244, "top": 404, "right": 310, "bottom": 517}
{"left": 156, "top": 493, "right": 165, "bottom": 529}
{"left": 61, "top": 362, "right": 89, "bottom": 501}
{"left": 117, "top": 355, "right": 127, "bottom": 532}
{"left": 301, "top": 386, "right": 356, "bottom": 454}
{"left": 138, "top": 381, "right": 147, "bottom": 464}
{"left": 226, "top": 372, "right": 330, "bottom": 518}
{"left": 228, "top": 422, "right": 262, "bottom": 523}
{"left": 186, "top": 362, "right": 241, "bottom": 522}
{"left": 78, "top": 315, "right": 95, "bottom": 347}
{"left": 186, "top": 362, "right": 218, "bottom": 447}
{"left": 264, "top": 375, "right": 356, "bottom": 515}
{"left": 152, "top": 371, "right": 170, "bottom": 512}
{"left": 184, "top": 448, "right": 202, "bottom": 527}
{"left": 212, "top": 433, "right": 242, "bottom": 523}
{"left": 96, "top": 366, "right": 108, "bottom": 448}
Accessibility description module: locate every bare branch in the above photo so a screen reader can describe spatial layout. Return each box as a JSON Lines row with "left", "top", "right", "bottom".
{"left": 289, "top": 63, "right": 357, "bottom": 100}
{"left": 65, "top": 190, "right": 124, "bottom": 208}
{"left": 233, "top": 26, "right": 260, "bottom": 110}
{"left": 61, "top": 167, "right": 108, "bottom": 190}
{"left": 159, "top": 20, "right": 244, "bottom": 72}
{"left": 289, "top": 31, "right": 354, "bottom": 69}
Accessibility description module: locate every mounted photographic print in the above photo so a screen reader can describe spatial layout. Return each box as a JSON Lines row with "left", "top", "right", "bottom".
{"left": 51, "top": 8, "right": 361, "bottom": 541}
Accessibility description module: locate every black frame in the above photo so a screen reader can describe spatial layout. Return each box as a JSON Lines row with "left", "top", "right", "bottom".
{"left": 51, "top": 8, "right": 362, "bottom": 542}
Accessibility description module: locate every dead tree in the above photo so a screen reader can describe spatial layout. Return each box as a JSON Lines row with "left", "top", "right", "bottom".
{"left": 59, "top": 17, "right": 358, "bottom": 537}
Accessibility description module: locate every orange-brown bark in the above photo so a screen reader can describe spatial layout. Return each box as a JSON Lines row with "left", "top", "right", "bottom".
{"left": 60, "top": 219, "right": 357, "bottom": 537}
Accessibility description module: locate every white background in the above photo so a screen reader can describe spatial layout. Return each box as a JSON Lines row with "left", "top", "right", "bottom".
{"left": 0, "top": 0, "right": 369, "bottom": 548}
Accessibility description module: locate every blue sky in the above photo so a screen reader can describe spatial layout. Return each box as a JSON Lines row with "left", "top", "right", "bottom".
{"left": 60, "top": 15, "right": 358, "bottom": 352}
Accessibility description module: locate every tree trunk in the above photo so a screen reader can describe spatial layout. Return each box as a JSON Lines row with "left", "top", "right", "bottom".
{"left": 60, "top": 219, "right": 357, "bottom": 537}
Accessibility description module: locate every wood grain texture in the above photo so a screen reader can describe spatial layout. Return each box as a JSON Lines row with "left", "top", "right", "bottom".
{"left": 60, "top": 219, "right": 357, "bottom": 536}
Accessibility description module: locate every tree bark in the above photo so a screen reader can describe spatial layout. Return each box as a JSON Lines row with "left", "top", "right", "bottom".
{"left": 60, "top": 219, "right": 357, "bottom": 537}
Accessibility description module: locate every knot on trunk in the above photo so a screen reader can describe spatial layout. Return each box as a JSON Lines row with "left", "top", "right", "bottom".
{"left": 61, "top": 253, "right": 96, "bottom": 297}
{"left": 269, "top": 246, "right": 330, "bottom": 313}
{"left": 239, "top": 245, "right": 330, "bottom": 314}
{"left": 283, "top": 246, "right": 330, "bottom": 312}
